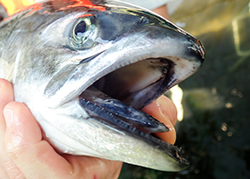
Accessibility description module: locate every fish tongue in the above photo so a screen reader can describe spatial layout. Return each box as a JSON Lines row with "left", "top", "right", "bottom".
{"left": 142, "top": 95, "right": 177, "bottom": 145}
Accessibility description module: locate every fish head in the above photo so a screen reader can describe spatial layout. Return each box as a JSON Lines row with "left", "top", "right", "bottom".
{"left": 36, "top": 0, "right": 205, "bottom": 107}
{"left": 7, "top": 0, "right": 205, "bottom": 172}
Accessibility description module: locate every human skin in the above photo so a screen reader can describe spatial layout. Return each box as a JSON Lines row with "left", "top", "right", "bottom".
{"left": 0, "top": 78, "right": 123, "bottom": 179}
{"left": 152, "top": 5, "right": 170, "bottom": 20}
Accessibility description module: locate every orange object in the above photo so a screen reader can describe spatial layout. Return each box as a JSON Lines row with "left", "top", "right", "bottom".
{"left": 1, "top": 0, "right": 106, "bottom": 16}
{"left": 0, "top": 0, "right": 35, "bottom": 15}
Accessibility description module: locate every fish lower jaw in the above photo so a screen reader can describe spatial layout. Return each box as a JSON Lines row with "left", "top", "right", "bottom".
{"left": 40, "top": 104, "right": 188, "bottom": 171}
{"left": 39, "top": 113, "right": 109, "bottom": 158}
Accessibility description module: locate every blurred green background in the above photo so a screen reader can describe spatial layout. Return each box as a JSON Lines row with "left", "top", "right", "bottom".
{"left": 119, "top": 0, "right": 250, "bottom": 178}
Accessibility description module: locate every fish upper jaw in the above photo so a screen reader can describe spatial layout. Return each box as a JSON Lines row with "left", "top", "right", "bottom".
{"left": 43, "top": 28, "right": 204, "bottom": 109}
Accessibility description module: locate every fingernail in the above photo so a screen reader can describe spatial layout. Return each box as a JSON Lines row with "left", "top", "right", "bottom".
{"left": 4, "top": 108, "right": 13, "bottom": 128}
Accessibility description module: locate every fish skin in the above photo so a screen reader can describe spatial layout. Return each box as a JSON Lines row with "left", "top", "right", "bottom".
{"left": 0, "top": 0, "right": 205, "bottom": 171}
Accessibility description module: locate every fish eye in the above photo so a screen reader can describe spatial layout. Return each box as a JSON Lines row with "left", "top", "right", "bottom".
{"left": 74, "top": 20, "right": 87, "bottom": 38}
{"left": 70, "top": 15, "right": 97, "bottom": 49}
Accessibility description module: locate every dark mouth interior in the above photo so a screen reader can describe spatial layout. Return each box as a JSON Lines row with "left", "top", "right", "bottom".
{"left": 78, "top": 57, "right": 189, "bottom": 165}
{"left": 79, "top": 58, "right": 173, "bottom": 134}
{"left": 93, "top": 58, "right": 172, "bottom": 109}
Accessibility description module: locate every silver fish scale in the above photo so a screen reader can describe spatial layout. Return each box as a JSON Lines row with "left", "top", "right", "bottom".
{"left": 0, "top": 0, "right": 204, "bottom": 171}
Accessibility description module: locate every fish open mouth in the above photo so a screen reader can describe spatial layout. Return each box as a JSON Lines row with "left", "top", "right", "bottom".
{"left": 79, "top": 57, "right": 189, "bottom": 165}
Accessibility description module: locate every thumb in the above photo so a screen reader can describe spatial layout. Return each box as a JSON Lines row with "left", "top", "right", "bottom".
{"left": 3, "top": 102, "right": 123, "bottom": 179}
{"left": 4, "top": 102, "right": 72, "bottom": 178}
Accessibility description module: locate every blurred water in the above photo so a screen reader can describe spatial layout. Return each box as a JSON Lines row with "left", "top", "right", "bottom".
{"left": 119, "top": 0, "right": 250, "bottom": 178}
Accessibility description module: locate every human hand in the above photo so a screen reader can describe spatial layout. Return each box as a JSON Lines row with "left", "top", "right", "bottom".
{"left": 0, "top": 79, "right": 123, "bottom": 179}
{"left": 152, "top": 5, "right": 170, "bottom": 20}
{"left": 0, "top": 79, "right": 177, "bottom": 178}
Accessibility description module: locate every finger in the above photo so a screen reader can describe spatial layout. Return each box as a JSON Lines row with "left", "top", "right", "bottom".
{"left": 142, "top": 95, "right": 177, "bottom": 144}
{"left": 0, "top": 79, "right": 22, "bottom": 179}
{"left": 4, "top": 102, "right": 123, "bottom": 178}
{"left": 0, "top": 79, "right": 14, "bottom": 116}
{"left": 152, "top": 5, "right": 170, "bottom": 20}
{"left": 64, "top": 155, "right": 123, "bottom": 179}
{"left": 4, "top": 102, "right": 73, "bottom": 178}
{"left": 156, "top": 95, "right": 178, "bottom": 126}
